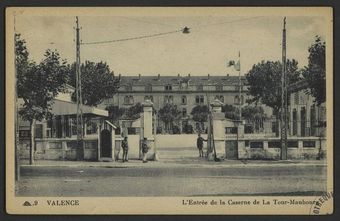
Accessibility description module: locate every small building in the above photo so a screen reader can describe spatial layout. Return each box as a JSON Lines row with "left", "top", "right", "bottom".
{"left": 18, "top": 85, "right": 118, "bottom": 161}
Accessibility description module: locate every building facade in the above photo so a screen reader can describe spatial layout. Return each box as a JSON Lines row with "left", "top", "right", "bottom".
{"left": 288, "top": 80, "right": 326, "bottom": 138}
{"left": 100, "top": 74, "right": 273, "bottom": 133}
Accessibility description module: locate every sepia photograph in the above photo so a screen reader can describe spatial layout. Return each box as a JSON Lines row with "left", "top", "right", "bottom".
{"left": 6, "top": 7, "right": 333, "bottom": 214}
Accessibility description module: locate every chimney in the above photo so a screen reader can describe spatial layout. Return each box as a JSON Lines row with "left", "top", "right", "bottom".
{"left": 157, "top": 74, "right": 160, "bottom": 80}
{"left": 188, "top": 74, "right": 191, "bottom": 78}
{"left": 138, "top": 74, "right": 141, "bottom": 80}
{"left": 178, "top": 73, "right": 180, "bottom": 77}
{"left": 208, "top": 74, "right": 210, "bottom": 80}
{"left": 226, "top": 74, "right": 229, "bottom": 77}
{"left": 119, "top": 74, "right": 121, "bottom": 80}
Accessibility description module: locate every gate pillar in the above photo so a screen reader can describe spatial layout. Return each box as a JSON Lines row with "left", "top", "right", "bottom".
{"left": 142, "top": 100, "right": 158, "bottom": 161}
{"left": 210, "top": 99, "right": 226, "bottom": 160}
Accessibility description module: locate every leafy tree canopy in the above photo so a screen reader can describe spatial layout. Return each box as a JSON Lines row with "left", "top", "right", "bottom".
{"left": 69, "top": 61, "right": 119, "bottom": 106}
{"left": 222, "top": 104, "right": 238, "bottom": 120}
{"left": 245, "top": 59, "right": 301, "bottom": 115}
{"left": 303, "top": 36, "right": 326, "bottom": 105}
{"left": 191, "top": 105, "right": 209, "bottom": 123}
{"left": 241, "top": 105, "right": 267, "bottom": 122}
{"left": 17, "top": 34, "right": 69, "bottom": 122}
{"left": 159, "top": 103, "right": 181, "bottom": 124}
{"left": 106, "top": 103, "right": 144, "bottom": 122}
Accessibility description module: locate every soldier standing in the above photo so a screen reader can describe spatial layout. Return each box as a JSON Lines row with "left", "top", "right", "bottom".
{"left": 196, "top": 133, "right": 207, "bottom": 157}
{"left": 142, "top": 138, "right": 149, "bottom": 163}
{"left": 121, "top": 136, "right": 129, "bottom": 162}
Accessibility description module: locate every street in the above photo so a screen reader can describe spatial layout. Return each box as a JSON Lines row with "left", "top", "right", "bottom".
{"left": 17, "top": 160, "right": 327, "bottom": 197}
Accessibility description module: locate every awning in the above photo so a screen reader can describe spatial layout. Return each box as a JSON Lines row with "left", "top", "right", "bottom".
{"left": 51, "top": 99, "right": 108, "bottom": 117}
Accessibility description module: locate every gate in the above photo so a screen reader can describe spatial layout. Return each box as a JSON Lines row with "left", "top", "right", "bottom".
{"left": 225, "top": 140, "right": 238, "bottom": 159}
{"left": 100, "top": 129, "right": 111, "bottom": 158}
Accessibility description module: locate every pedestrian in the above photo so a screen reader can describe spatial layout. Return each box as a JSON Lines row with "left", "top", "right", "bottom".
{"left": 196, "top": 133, "right": 207, "bottom": 157}
{"left": 121, "top": 136, "right": 129, "bottom": 162}
{"left": 142, "top": 137, "right": 149, "bottom": 163}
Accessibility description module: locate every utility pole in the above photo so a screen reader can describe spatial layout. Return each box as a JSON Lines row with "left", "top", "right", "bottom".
{"left": 280, "top": 17, "right": 288, "bottom": 160}
{"left": 238, "top": 51, "right": 242, "bottom": 121}
{"left": 14, "top": 13, "right": 20, "bottom": 181}
{"left": 75, "top": 16, "right": 84, "bottom": 160}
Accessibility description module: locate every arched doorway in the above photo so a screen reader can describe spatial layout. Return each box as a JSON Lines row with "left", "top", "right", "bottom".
{"left": 100, "top": 129, "right": 111, "bottom": 158}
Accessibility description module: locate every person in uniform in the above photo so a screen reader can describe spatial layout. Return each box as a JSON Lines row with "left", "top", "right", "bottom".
{"left": 121, "top": 136, "right": 129, "bottom": 162}
{"left": 142, "top": 138, "right": 149, "bottom": 163}
{"left": 196, "top": 133, "right": 207, "bottom": 157}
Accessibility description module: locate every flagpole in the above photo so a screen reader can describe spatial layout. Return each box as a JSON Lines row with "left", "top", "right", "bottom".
{"left": 238, "top": 51, "right": 242, "bottom": 121}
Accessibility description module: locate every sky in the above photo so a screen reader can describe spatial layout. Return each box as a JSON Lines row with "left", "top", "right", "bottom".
{"left": 14, "top": 12, "right": 326, "bottom": 77}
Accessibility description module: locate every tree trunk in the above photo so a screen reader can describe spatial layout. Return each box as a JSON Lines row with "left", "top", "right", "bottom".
{"left": 29, "top": 119, "right": 36, "bottom": 165}
{"left": 276, "top": 114, "right": 280, "bottom": 137}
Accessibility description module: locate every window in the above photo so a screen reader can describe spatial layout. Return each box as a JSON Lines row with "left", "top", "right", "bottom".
{"left": 182, "top": 108, "right": 187, "bottom": 117}
{"left": 250, "top": 141, "right": 263, "bottom": 148}
{"left": 292, "top": 108, "right": 297, "bottom": 136}
{"left": 245, "top": 140, "right": 250, "bottom": 147}
{"left": 165, "top": 84, "right": 172, "bottom": 91}
{"left": 225, "top": 127, "right": 237, "bottom": 134}
{"left": 310, "top": 105, "right": 316, "bottom": 136}
{"left": 71, "top": 118, "right": 77, "bottom": 136}
{"left": 128, "top": 128, "right": 137, "bottom": 135}
{"left": 234, "top": 95, "right": 240, "bottom": 105}
{"left": 181, "top": 95, "right": 187, "bottom": 105}
{"left": 268, "top": 141, "right": 281, "bottom": 148}
{"left": 215, "top": 95, "right": 224, "bottom": 103}
{"left": 195, "top": 95, "right": 204, "bottom": 104}
{"left": 164, "top": 95, "right": 173, "bottom": 104}
{"left": 301, "top": 107, "right": 306, "bottom": 136}
{"left": 35, "top": 124, "right": 43, "bottom": 138}
{"left": 144, "top": 95, "right": 153, "bottom": 102}
{"left": 272, "top": 121, "right": 277, "bottom": 133}
{"left": 124, "top": 95, "right": 134, "bottom": 105}
{"left": 288, "top": 141, "right": 298, "bottom": 148}
{"left": 55, "top": 116, "right": 62, "bottom": 138}
{"left": 19, "top": 130, "right": 30, "bottom": 139}
{"left": 303, "top": 141, "right": 315, "bottom": 148}
{"left": 86, "top": 120, "right": 98, "bottom": 135}
{"left": 216, "top": 84, "right": 223, "bottom": 91}
{"left": 145, "top": 84, "right": 152, "bottom": 92}
{"left": 294, "top": 92, "right": 299, "bottom": 105}
{"left": 197, "top": 84, "right": 203, "bottom": 91}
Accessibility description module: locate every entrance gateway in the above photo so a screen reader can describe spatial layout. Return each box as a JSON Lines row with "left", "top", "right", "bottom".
{"left": 100, "top": 129, "right": 111, "bottom": 158}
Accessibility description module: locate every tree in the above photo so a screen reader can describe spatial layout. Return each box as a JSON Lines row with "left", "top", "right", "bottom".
{"left": 241, "top": 105, "right": 267, "bottom": 132}
{"left": 303, "top": 36, "right": 326, "bottom": 105}
{"left": 106, "top": 103, "right": 144, "bottom": 121}
{"left": 191, "top": 105, "right": 209, "bottom": 132}
{"left": 106, "top": 105, "right": 125, "bottom": 123}
{"left": 69, "top": 61, "right": 119, "bottom": 106}
{"left": 158, "top": 104, "right": 181, "bottom": 133}
{"left": 16, "top": 34, "right": 69, "bottom": 164}
{"left": 246, "top": 59, "right": 300, "bottom": 119}
{"left": 222, "top": 104, "right": 238, "bottom": 120}
{"left": 124, "top": 103, "right": 144, "bottom": 120}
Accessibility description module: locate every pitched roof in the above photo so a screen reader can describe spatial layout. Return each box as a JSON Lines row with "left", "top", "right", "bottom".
{"left": 117, "top": 75, "right": 246, "bottom": 86}
{"left": 288, "top": 80, "right": 309, "bottom": 93}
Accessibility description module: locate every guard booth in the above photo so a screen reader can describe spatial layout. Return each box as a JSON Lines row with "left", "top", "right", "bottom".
{"left": 18, "top": 98, "right": 115, "bottom": 161}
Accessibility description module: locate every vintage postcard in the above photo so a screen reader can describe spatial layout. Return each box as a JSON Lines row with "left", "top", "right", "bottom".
{"left": 6, "top": 7, "right": 333, "bottom": 215}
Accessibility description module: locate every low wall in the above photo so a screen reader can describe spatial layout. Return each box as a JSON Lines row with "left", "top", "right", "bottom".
{"left": 19, "top": 138, "right": 98, "bottom": 161}
{"left": 236, "top": 137, "right": 326, "bottom": 160}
